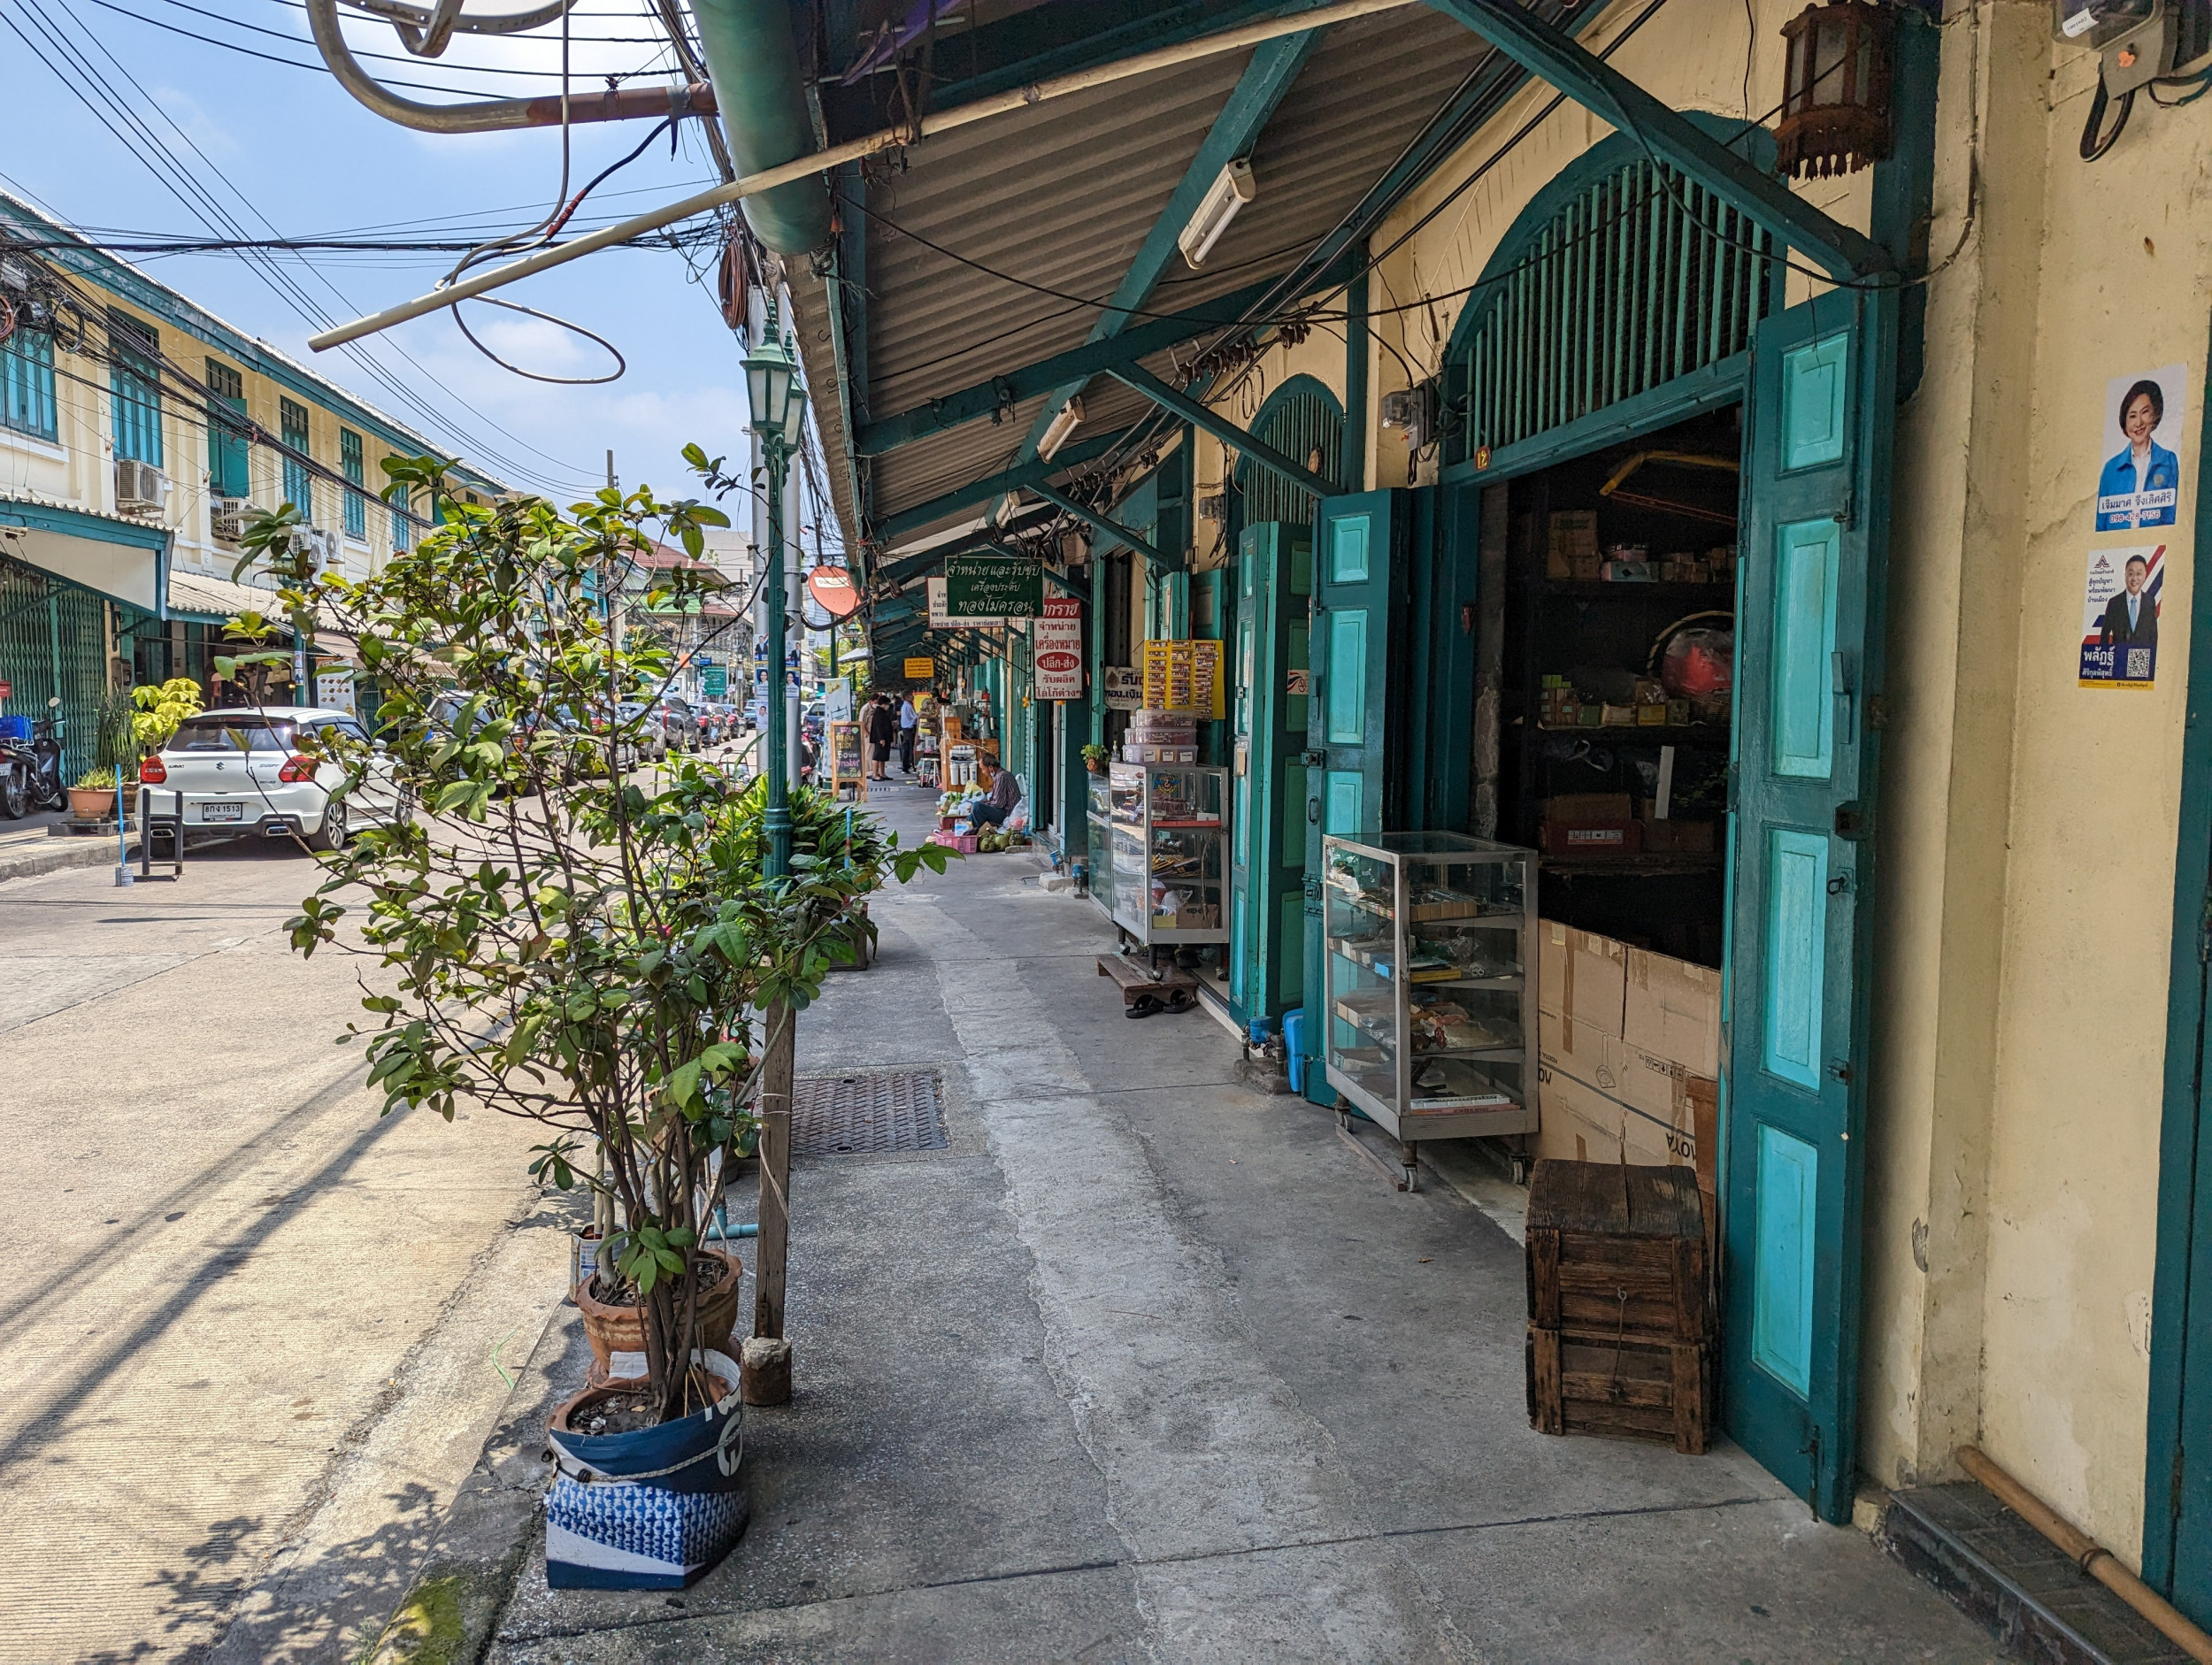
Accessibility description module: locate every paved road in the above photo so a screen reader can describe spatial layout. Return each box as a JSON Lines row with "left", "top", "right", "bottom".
{"left": 0, "top": 837, "right": 565, "bottom": 1662}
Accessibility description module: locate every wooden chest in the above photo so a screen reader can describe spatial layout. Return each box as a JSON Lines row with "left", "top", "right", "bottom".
{"left": 1524, "top": 1159, "right": 1712, "bottom": 1454}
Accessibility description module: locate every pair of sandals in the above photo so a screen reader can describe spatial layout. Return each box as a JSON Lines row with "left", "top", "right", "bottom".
{"left": 1125, "top": 988, "right": 1194, "bottom": 1019}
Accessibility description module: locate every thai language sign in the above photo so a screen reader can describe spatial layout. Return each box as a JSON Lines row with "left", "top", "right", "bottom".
{"left": 1032, "top": 596, "right": 1083, "bottom": 701}
{"left": 943, "top": 554, "right": 1041, "bottom": 620}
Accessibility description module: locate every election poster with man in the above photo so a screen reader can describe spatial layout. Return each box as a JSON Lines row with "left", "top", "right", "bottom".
{"left": 2078, "top": 544, "right": 2163, "bottom": 688}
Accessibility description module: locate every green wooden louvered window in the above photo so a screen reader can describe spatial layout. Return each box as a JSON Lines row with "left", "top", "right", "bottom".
{"left": 1234, "top": 374, "right": 1344, "bottom": 528}
{"left": 341, "top": 426, "right": 367, "bottom": 540}
{"left": 2, "top": 325, "right": 57, "bottom": 441}
{"left": 280, "top": 395, "right": 313, "bottom": 523}
{"left": 206, "top": 359, "right": 250, "bottom": 499}
{"left": 109, "top": 310, "right": 163, "bottom": 465}
{"left": 1443, "top": 130, "right": 1784, "bottom": 467}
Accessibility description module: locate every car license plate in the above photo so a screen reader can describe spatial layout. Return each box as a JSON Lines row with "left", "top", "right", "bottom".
{"left": 200, "top": 801, "right": 244, "bottom": 823}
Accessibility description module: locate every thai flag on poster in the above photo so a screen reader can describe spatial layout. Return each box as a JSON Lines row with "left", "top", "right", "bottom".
{"left": 2078, "top": 544, "right": 2163, "bottom": 689}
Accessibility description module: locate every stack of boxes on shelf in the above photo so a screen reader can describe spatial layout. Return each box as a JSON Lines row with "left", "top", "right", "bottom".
{"left": 1533, "top": 922, "right": 1721, "bottom": 1237}
{"left": 1124, "top": 709, "right": 1197, "bottom": 763}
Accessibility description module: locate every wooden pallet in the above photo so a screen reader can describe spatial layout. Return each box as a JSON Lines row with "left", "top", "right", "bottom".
{"left": 1095, "top": 953, "right": 1197, "bottom": 1014}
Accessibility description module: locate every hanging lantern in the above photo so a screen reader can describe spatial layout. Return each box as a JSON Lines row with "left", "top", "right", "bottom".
{"left": 1776, "top": 0, "right": 1896, "bottom": 179}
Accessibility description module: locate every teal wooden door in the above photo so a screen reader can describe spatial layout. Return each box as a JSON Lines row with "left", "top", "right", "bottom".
{"left": 1231, "top": 524, "right": 1310, "bottom": 1026}
{"left": 1301, "top": 490, "right": 1406, "bottom": 1103}
{"left": 1724, "top": 287, "right": 1896, "bottom": 1521}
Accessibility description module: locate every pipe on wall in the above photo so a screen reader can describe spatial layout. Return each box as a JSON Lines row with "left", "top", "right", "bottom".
{"left": 305, "top": 0, "right": 717, "bottom": 132}
{"left": 689, "top": 0, "right": 833, "bottom": 257}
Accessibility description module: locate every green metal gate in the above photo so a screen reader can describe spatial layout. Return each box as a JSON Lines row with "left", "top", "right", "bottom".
{"left": 0, "top": 556, "right": 112, "bottom": 780}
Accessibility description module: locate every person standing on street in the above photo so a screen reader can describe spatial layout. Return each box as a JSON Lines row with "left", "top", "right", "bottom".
{"left": 897, "top": 694, "right": 918, "bottom": 776}
{"left": 864, "top": 693, "right": 896, "bottom": 782}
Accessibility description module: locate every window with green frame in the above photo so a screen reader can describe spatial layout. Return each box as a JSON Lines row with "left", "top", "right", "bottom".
{"left": 206, "top": 360, "right": 250, "bottom": 499}
{"left": 340, "top": 427, "right": 366, "bottom": 539}
{"left": 280, "top": 395, "right": 313, "bottom": 522}
{"left": 109, "top": 310, "right": 163, "bottom": 465}
{"left": 391, "top": 483, "right": 411, "bottom": 552}
{"left": 2, "top": 324, "right": 57, "bottom": 440}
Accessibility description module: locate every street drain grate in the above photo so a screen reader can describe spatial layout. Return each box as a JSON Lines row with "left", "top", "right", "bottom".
{"left": 789, "top": 1070, "right": 947, "bottom": 1157}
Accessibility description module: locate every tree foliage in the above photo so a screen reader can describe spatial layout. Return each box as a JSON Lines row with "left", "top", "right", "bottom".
{"left": 254, "top": 454, "right": 949, "bottom": 1422}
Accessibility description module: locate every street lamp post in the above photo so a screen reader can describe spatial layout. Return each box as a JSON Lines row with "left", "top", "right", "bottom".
{"left": 743, "top": 301, "right": 807, "bottom": 879}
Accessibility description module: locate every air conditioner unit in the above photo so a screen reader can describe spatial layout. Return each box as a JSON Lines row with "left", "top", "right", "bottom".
{"left": 115, "top": 458, "right": 166, "bottom": 515}
{"left": 283, "top": 525, "right": 342, "bottom": 569}
{"left": 211, "top": 497, "right": 251, "bottom": 543}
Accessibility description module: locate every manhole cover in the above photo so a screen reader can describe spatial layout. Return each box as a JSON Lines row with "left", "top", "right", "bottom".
{"left": 790, "top": 1070, "right": 947, "bottom": 1157}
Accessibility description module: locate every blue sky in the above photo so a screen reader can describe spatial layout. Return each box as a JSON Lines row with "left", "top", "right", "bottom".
{"left": 2, "top": 0, "right": 755, "bottom": 499}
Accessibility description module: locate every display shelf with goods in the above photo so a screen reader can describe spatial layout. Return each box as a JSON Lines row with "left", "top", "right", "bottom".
{"left": 1322, "top": 831, "right": 1540, "bottom": 1147}
{"left": 1097, "top": 762, "right": 1228, "bottom": 946}
{"left": 1086, "top": 768, "right": 1115, "bottom": 916}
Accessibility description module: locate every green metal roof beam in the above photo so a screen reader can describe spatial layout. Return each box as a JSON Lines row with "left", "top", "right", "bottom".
{"left": 856, "top": 276, "right": 1286, "bottom": 457}
{"left": 1030, "top": 483, "right": 1177, "bottom": 571}
{"left": 1109, "top": 365, "right": 1335, "bottom": 498}
{"left": 1019, "top": 27, "right": 1323, "bottom": 464}
{"left": 874, "top": 428, "right": 1133, "bottom": 543}
{"left": 1418, "top": 0, "right": 1889, "bottom": 280}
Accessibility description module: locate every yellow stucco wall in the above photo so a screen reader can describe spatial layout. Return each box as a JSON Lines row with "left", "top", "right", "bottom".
{"left": 1214, "top": 0, "right": 2200, "bottom": 1558}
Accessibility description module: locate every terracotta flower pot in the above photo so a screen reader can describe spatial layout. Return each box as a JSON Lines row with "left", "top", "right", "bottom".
{"left": 573, "top": 1247, "right": 742, "bottom": 1383}
{"left": 68, "top": 786, "right": 121, "bottom": 818}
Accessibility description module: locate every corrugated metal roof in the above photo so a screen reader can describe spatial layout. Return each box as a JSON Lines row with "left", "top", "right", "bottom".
{"left": 794, "top": 4, "right": 1502, "bottom": 557}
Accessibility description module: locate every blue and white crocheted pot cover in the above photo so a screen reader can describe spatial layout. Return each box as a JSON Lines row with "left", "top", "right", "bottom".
{"left": 544, "top": 1474, "right": 750, "bottom": 1590}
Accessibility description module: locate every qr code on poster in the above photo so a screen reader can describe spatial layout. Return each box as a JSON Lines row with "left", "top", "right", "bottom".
{"left": 2127, "top": 648, "right": 2153, "bottom": 680}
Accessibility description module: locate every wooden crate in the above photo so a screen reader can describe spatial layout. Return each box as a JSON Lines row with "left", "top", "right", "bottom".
{"left": 1525, "top": 1159, "right": 1709, "bottom": 1343}
{"left": 1525, "top": 1326, "right": 1712, "bottom": 1454}
{"left": 1525, "top": 1159, "right": 1713, "bottom": 1453}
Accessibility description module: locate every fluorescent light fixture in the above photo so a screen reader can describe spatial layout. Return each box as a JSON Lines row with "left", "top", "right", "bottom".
{"left": 1039, "top": 395, "right": 1085, "bottom": 460}
{"left": 993, "top": 491, "right": 1022, "bottom": 526}
{"left": 1179, "top": 158, "right": 1256, "bottom": 270}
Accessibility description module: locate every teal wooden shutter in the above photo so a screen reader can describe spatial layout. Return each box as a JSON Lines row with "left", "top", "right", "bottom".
{"left": 2, "top": 326, "right": 57, "bottom": 441}
{"left": 341, "top": 427, "right": 367, "bottom": 539}
{"left": 1231, "top": 522, "right": 1310, "bottom": 1025}
{"left": 108, "top": 311, "right": 162, "bottom": 466}
{"left": 1300, "top": 489, "right": 1407, "bottom": 1102}
{"left": 1724, "top": 285, "right": 1897, "bottom": 1522}
{"left": 280, "top": 397, "right": 313, "bottom": 522}
{"left": 205, "top": 360, "right": 249, "bottom": 499}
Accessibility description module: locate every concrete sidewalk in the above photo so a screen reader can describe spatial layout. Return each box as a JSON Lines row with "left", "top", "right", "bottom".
{"left": 465, "top": 779, "right": 1997, "bottom": 1664}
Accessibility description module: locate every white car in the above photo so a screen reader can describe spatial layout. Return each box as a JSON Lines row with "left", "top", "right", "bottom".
{"left": 136, "top": 705, "right": 401, "bottom": 852}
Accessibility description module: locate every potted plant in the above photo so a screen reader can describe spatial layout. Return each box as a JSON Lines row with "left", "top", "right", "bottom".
{"left": 258, "top": 455, "right": 949, "bottom": 1590}
{"left": 1081, "top": 742, "right": 1110, "bottom": 774}
{"left": 68, "top": 765, "right": 121, "bottom": 819}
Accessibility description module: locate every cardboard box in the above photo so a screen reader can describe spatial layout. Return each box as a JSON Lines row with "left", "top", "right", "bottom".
{"left": 1569, "top": 550, "right": 1602, "bottom": 582}
{"left": 1536, "top": 1063, "right": 1714, "bottom": 1193}
{"left": 1642, "top": 817, "right": 1716, "bottom": 854}
{"left": 1624, "top": 948, "right": 1723, "bottom": 1077}
{"left": 1543, "top": 792, "right": 1632, "bottom": 822}
{"left": 1540, "top": 819, "right": 1643, "bottom": 859}
{"left": 1538, "top": 922, "right": 1626, "bottom": 1036}
{"left": 1547, "top": 511, "right": 1598, "bottom": 579}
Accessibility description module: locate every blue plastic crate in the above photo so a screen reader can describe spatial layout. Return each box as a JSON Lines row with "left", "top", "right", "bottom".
{"left": 0, "top": 716, "right": 29, "bottom": 742}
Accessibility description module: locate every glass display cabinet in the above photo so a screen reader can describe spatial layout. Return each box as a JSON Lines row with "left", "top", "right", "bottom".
{"left": 1085, "top": 770, "right": 1115, "bottom": 918}
{"left": 1322, "top": 831, "right": 1539, "bottom": 1182}
{"left": 1106, "top": 762, "right": 1230, "bottom": 945}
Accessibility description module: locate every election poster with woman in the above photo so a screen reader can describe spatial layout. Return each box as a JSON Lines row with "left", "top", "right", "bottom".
{"left": 2095, "top": 366, "right": 2187, "bottom": 531}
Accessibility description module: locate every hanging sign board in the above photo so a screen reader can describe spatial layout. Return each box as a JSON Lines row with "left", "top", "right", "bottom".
{"left": 1102, "top": 665, "right": 1143, "bottom": 710}
{"left": 314, "top": 666, "right": 357, "bottom": 715}
{"left": 902, "top": 656, "right": 935, "bottom": 680}
{"left": 806, "top": 564, "right": 860, "bottom": 618}
{"left": 703, "top": 664, "right": 728, "bottom": 699}
{"left": 1140, "top": 638, "right": 1225, "bottom": 719}
{"left": 825, "top": 676, "right": 852, "bottom": 720}
{"left": 943, "top": 554, "right": 1041, "bottom": 620}
{"left": 2078, "top": 544, "right": 2163, "bottom": 689}
{"left": 1033, "top": 595, "right": 1084, "bottom": 701}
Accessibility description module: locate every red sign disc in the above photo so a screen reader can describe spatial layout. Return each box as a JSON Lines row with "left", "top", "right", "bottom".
{"left": 806, "top": 565, "right": 859, "bottom": 618}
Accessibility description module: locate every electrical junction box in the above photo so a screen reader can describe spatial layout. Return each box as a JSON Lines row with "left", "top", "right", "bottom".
{"left": 2055, "top": 0, "right": 2173, "bottom": 92}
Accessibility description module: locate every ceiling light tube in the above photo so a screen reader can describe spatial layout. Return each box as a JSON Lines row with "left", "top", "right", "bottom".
{"left": 1178, "top": 158, "right": 1256, "bottom": 270}
{"left": 1038, "top": 395, "right": 1085, "bottom": 460}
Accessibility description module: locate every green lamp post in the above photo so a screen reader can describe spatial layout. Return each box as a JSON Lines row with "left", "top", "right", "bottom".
{"left": 744, "top": 301, "right": 807, "bottom": 878}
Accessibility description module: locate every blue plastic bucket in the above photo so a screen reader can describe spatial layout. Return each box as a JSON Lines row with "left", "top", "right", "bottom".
{"left": 1282, "top": 1008, "right": 1307, "bottom": 1095}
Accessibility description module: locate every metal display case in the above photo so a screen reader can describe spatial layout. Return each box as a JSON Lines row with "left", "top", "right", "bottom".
{"left": 1322, "top": 831, "right": 1539, "bottom": 1181}
{"left": 1105, "top": 762, "right": 1229, "bottom": 945}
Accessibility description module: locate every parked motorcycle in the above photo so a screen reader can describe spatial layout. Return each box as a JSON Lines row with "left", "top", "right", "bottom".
{"left": 0, "top": 697, "right": 66, "bottom": 819}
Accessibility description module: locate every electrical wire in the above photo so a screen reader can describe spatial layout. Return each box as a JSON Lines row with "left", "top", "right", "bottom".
{"left": 4, "top": 0, "right": 595, "bottom": 487}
